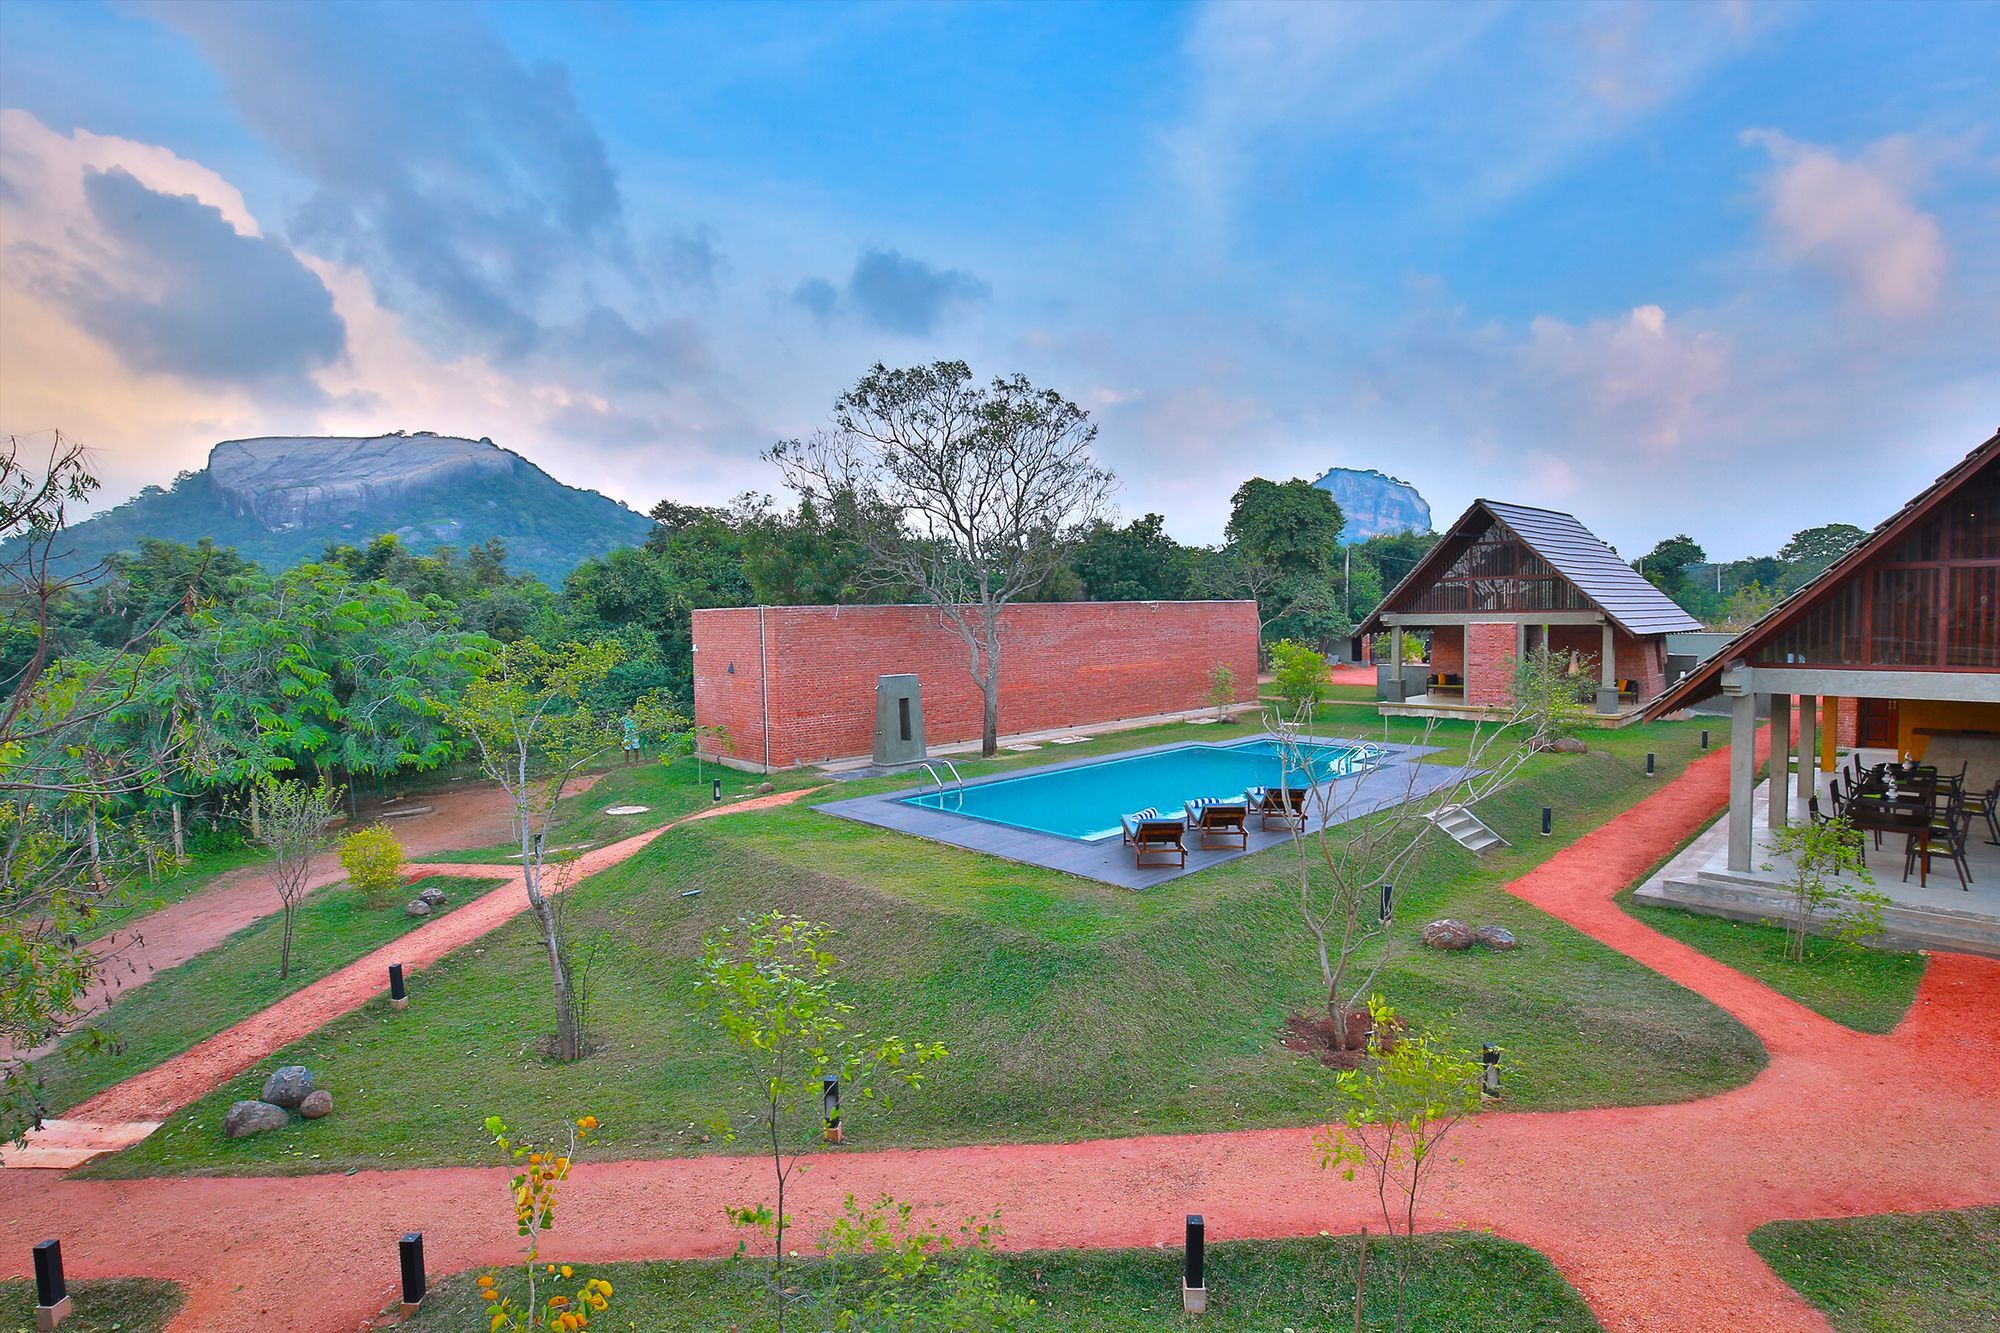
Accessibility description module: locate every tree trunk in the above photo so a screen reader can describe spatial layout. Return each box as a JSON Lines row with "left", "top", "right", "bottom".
{"left": 278, "top": 902, "right": 295, "bottom": 979}
{"left": 520, "top": 807, "right": 579, "bottom": 1062}
{"left": 172, "top": 802, "right": 185, "bottom": 861}
{"left": 979, "top": 616, "right": 1002, "bottom": 758}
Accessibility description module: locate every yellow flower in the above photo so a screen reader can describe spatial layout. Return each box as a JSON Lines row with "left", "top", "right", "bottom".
{"left": 598, "top": 1280, "right": 613, "bottom": 1296}
{"left": 559, "top": 1265, "right": 573, "bottom": 1279}
{"left": 480, "top": 1289, "right": 499, "bottom": 1302}
{"left": 576, "top": 1116, "right": 598, "bottom": 1130}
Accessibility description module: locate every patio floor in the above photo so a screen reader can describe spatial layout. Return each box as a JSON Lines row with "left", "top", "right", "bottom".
{"left": 816, "top": 733, "right": 1460, "bottom": 889}
{"left": 1638, "top": 767, "right": 2000, "bottom": 957}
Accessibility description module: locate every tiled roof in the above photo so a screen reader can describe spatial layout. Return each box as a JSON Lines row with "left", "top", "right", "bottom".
{"left": 1481, "top": 502, "right": 1704, "bottom": 636}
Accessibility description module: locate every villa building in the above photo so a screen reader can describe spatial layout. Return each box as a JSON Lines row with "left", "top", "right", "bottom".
{"left": 1639, "top": 428, "right": 2000, "bottom": 956}
{"left": 1356, "top": 500, "right": 1702, "bottom": 725}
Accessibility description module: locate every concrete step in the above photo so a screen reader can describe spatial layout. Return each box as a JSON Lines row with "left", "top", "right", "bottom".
{"left": 1426, "top": 805, "right": 1507, "bottom": 854}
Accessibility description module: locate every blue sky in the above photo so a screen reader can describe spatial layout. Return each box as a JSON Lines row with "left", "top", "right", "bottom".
{"left": 1, "top": 0, "right": 1995, "bottom": 559}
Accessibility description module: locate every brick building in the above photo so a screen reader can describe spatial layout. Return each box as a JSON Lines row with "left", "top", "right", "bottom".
{"left": 691, "top": 601, "right": 1261, "bottom": 771}
{"left": 1356, "top": 499, "right": 1702, "bottom": 725}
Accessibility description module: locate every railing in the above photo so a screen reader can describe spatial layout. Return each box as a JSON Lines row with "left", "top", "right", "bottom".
{"left": 918, "top": 758, "right": 965, "bottom": 810}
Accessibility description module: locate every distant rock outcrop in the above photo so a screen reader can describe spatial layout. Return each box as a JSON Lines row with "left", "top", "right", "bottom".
{"left": 1311, "top": 467, "right": 1432, "bottom": 544}
{"left": 21, "top": 432, "right": 653, "bottom": 583}
{"left": 210, "top": 435, "right": 514, "bottom": 531}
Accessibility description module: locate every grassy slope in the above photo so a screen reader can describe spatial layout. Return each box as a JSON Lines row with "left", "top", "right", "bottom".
{"left": 1620, "top": 883, "right": 1926, "bottom": 1033}
{"left": 1750, "top": 1206, "right": 2000, "bottom": 1332}
{"left": 421, "top": 754, "right": 821, "bottom": 863}
{"left": 404, "top": 1234, "right": 1600, "bottom": 1332}
{"left": 33, "top": 875, "right": 497, "bottom": 1117}
{"left": 0, "top": 1279, "right": 183, "bottom": 1333}
{"left": 97, "top": 711, "right": 1765, "bottom": 1177}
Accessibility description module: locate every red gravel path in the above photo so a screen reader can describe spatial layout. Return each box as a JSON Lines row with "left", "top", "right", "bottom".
{"left": 5, "top": 743, "right": 1997, "bottom": 1331}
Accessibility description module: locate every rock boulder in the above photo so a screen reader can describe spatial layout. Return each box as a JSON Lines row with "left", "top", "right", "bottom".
{"left": 1420, "top": 919, "right": 1477, "bottom": 951}
{"left": 404, "top": 898, "right": 432, "bottom": 917}
{"left": 417, "top": 886, "right": 448, "bottom": 907}
{"left": 224, "top": 1100, "right": 289, "bottom": 1139}
{"left": 261, "top": 1065, "right": 314, "bottom": 1108}
{"left": 1475, "top": 925, "right": 1520, "bottom": 950}
{"left": 299, "top": 1089, "right": 334, "bottom": 1120}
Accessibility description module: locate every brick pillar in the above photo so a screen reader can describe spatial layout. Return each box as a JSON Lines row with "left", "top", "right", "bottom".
{"left": 1465, "top": 622, "right": 1518, "bottom": 708}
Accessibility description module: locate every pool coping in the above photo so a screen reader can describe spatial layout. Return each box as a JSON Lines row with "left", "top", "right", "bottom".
{"left": 814, "top": 732, "right": 1465, "bottom": 889}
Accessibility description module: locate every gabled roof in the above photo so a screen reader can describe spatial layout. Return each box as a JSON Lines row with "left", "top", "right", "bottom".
{"left": 1357, "top": 499, "right": 1703, "bottom": 637}
{"left": 1646, "top": 428, "right": 2000, "bottom": 716}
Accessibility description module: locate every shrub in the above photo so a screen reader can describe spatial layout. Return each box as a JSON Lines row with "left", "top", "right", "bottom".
{"left": 338, "top": 825, "right": 405, "bottom": 904}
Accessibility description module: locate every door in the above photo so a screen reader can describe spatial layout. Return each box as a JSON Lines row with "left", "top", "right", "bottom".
{"left": 1856, "top": 698, "right": 1899, "bottom": 751}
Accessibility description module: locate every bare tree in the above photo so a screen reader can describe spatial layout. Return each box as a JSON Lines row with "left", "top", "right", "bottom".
{"left": 253, "top": 778, "right": 340, "bottom": 980}
{"left": 1269, "top": 701, "right": 1542, "bottom": 1050}
{"left": 769, "top": 362, "right": 1114, "bottom": 758}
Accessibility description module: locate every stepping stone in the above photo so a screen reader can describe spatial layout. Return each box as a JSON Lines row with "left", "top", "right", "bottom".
{"left": 604, "top": 805, "right": 651, "bottom": 815}
{"left": 377, "top": 805, "right": 435, "bottom": 820}
{"left": 1003, "top": 744, "right": 1042, "bottom": 752}
{"left": 1048, "top": 735, "right": 1095, "bottom": 745}
{"left": 0, "top": 1118, "right": 163, "bottom": 1170}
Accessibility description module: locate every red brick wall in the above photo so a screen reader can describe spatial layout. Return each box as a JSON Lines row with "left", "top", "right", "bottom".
{"left": 692, "top": 601, "right": 1262, "bottom": 769}
{"left": 1546, "top": 625, "right": 1668, "bottom": 701}
{"left": 1430, "top": 628, "right": 1465, "bottom": 679}
{"left": 1465, "top": 622, "right": 1519, "bottom": 707}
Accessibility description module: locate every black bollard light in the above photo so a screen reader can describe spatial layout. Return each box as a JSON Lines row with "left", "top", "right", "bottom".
{"left": 33, "top": 1238, "right": 70, "bottom": 1327}
{"left": 1645, "top": 752, "right": 1657, "bottom": 777}
{"left": 388, "top": 962, "right": 408, "bottom": 1012}
{"left": 712, "top": 778, "right": 722, "bottom": 803}
{"left": 1378, "top": 882, "right": 1393, "bottom": 923}
{"left": 1481, "top": 1044, "right": 1501, "bottom": 1098}
{"left": 1540, "top": 806, "right": 1552, "bottom": 837}
{"left": 821, "top": 1074, "right": 842, "bottom": 1144}
{"left": 398, "top": 1232, "right": 426, "bottom": 1313}
{"left": 1700, "top": 729, "right": 1710, "bottom": 751}
{"left": 1183, "top": 1214, "right": 1207, "bottom": 1315}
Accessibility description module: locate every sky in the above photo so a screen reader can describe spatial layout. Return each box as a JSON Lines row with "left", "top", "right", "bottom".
{"left": 1, "top": 0, "right": 1995, "bottom": 561}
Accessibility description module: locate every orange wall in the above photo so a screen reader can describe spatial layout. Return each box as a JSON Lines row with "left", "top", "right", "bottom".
{"left": 1898, "top": 699, "right": 2000, "bottom": 760}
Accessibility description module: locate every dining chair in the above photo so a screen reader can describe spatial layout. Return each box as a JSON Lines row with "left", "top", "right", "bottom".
{"left": 1963, "top": 780, "right": 2000, "bottom": 847}
{"left": 1904, "top": 810, "right": 1972, "bottom": 890}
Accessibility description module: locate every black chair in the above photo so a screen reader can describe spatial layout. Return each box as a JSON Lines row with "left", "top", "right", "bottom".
{"left": 1905, "top": 812, "right": 1972, "bottom": 890}
{"left": 1808, "top": 795, "right": 1831, "bottom": 826}
{"left": 1962, "top": 780, "right": 2000, "bottom": 847}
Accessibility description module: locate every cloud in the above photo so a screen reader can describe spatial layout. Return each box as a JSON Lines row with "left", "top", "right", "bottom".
{"left": 791, "top": 248, "right": 990, "bottom": 336}
{"left": 652, "top": 227, "right": 726, "bottom": 297}
{"left": 150, "top": 0, "right": 628, "bottom": 360}
{"left": 56, "top": 167, "right": 346, "bottom": 393}
{"left": 1742, "top": 130, "right": 1949, "bottom": 318}
{"left": 1523, "top": 304, "right": 1729, "bottom": 452}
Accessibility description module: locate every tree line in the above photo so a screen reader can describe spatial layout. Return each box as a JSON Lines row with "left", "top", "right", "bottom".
{"left": 1636, "top": 523, "right": 1868, "bottom": 629}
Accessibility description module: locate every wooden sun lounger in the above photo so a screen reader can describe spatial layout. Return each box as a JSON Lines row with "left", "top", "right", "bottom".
{"left": 1187, "top": 801, "right": 1249, "bottom": 850}
{"left": 1129, "top": 818, "right": 1186, "bottom": 868}
{"left": 1251, "top": 786, "right": 1309, "bottom": 831}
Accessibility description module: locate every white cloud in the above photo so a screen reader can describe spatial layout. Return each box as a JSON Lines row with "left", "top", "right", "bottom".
{"left": 1524, "top": 304, "right": 1730, "bottom": 453}
{"left": 1742, "top": 130, "right": 1949, "bottom": 318}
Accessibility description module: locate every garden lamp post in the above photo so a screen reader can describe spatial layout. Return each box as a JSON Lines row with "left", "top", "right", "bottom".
{"left": 821, "top": 1074, "right": 842, "bottom": 1143}
{"left": 1481, "top": 1044, "right": 1501, "bottom": 1098}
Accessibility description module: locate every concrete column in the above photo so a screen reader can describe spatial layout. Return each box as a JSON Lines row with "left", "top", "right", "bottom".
{"left": 1728, "top": 690, "right": 1758, "bottom": 871}
{"left": 1595, "top": 620, "right": 1619, "bottom": 714}
{"left": 1796, "top": 693, "right": 1817, "bottom": 801}
{"left": 1387, "top": 628, "right": 1404, "bottom": 702}
{"left": 1768, "top": 694, "right": 1791, "bottom": 829}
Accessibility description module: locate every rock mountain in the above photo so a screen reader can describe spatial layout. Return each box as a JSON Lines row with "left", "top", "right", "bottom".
{"left": 1310, "top": 466, "right": 1433, "bottom": 543}
{"left": 45, "top": 434, "right": 651, "bottom": 583}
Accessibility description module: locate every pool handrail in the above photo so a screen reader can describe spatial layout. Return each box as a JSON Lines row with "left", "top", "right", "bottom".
{"left": 918, "top": 757, "right": 966, "bottom": 810}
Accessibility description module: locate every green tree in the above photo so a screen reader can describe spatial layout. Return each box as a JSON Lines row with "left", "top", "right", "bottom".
{"left": 1779, "top": 522, "right": 1867, "bottom": 573}
{"left": 770, "top": 361, "right": 1115, "bottom": 757}
{"left": 696, "top": 912, "right": 946, "bottom": 1333}
{"left": 1269, "top": 639, "right": 1332, "bottom": 716}
{"left": 1763, "top": 816, "right": 1885, "bottom": 964}
{"left": 1070, "top": 513, "right": 1190, "bottom": 601}
{"left": 1640, "top": 534, "right": 1706, "bottom": 596}
{"left": 442, "top": 639, "right": 684, "bottom": 1061}
{"left": 1223, "top": 479, "right": 1350, "bottom": 647}
{"left": 1317, "top": 996, "right": 1484, "bottom": 1331}
{"left": 1511, "top": 645, "right": 1593, "bottom": 748}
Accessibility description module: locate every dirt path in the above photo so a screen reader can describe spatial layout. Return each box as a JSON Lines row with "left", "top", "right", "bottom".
{"left": 0, "top": 778, "right": 582, "bottom": 1068}
{"left": 66, "top": 785, "right": 817, "bottom": 1123}
{"left": 3, "top": 741, "right": 1997, "bottom": 1331}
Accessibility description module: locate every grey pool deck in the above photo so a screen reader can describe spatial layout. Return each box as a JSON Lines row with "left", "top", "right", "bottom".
{"left": 815, "top": 733, "right": 1461, "bottom": 889}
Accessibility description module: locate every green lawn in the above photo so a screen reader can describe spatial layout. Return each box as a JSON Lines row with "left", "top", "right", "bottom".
{"left": 1620, "top": 881, "right": 1926, "bottom": 1033}
{"left": 32, "top": 874, "right": 497, "bottom": 1117}
{"left": 91, "top": 713, "right": 1766, "bottom": 1178}
{"left": 421, "top": 753, "right": 822, "bottom": 864}
{"left": 0, "top": 1278, "right": 183, "bottom": 1333}
{"left": 403, "top": 1234, "right": 1599, "bottom": 1332}
{"left": 1750, "top": 1206, "right": 2000, "bottom": 1331}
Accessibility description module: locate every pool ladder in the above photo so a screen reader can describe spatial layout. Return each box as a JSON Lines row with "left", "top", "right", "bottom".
{"left": 919, "top": 758, "right": 966, "bottom": 810}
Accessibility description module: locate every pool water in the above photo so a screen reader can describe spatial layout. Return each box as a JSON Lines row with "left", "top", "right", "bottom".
{"left": 901, "top": 737, "right": 1368, "bottom": 842}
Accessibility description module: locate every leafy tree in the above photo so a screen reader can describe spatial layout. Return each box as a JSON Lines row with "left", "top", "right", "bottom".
{"left": 253, "top": 777, "right": 339, "bottom": 979}
{"left": 1223, "top": 479, "right": 1351, "bottom": 647}
{"left": 817, "top": 1195, "right": 1035, "bottom": 1331}
{"left": 442, "top": 639, "right": 683, "bottom": 1061}
{"left": 1780, "top": 523, "right": 1867, "bottom": 572}
{"left": 1510, "top": 646, "right": 1593, "bottom": 748}
{"left": 696, "top": 912, "right": 945, "bottom": 1332}
{"left": 1721, "top": 580, "right": 1783, "bottom": 630}
{"left": 1070, "top": 513, "right": 1190, "bottom": 601}
{"left": 734, "top": 491, "right": 880, "bottom": 605}
{"left": 770, "top": 361, "right": 1115, "bottom": 757}
{"left": 1269, "top": 639, "right": 1332, "bottom": 716}
{"left": 1763, "top": 816, "right": 1886, "bottom": 964}
{"left": 1206, "top": 661, "right": 1237, "bottom": 721}
{"left": 1316, "top": 996, "right": 1483, "bottom": 1331}
{"left": 1639, "top": 534, "right": 1706, "bottom": 595}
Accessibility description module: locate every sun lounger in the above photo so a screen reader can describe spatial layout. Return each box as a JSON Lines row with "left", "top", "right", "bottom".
{"left": 1125, "top": 814, "right": 1186, "bottom": 868}
{"left": 1120, "top": 807, "right": 1162, "bottom": 844}
{"left": 1184, "top": 798, "right": 1249, "bottom": 850}
{"left": 1247, "top": 785, "right": 1309, "bottom": 831}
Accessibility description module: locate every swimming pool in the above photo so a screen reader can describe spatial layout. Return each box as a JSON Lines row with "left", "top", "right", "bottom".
{"left": 900, "top": 737, "right": 1371, "bottom": 842}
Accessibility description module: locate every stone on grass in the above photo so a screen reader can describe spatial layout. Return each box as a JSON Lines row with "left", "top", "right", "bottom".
{"left": 757, "top": 781, "right": 775, "bottom": 794}
{"left": 417, "top": 886, "right": 448, "bottom": 907}
{"left": 261, "top": 1065, "right": 315, "bottom": 1107}
{"left": 404, "top": 898, "right": 432, "bottom": 918}
{"left": 224, "top": 1100, "right": 289, "bottom": 1139}
{"left": 299, "top": 1089, "right": 334, "bottom": 1120}
{"left": 1475, "top": 925, "right": 1520, "bottom": 950}
{"left": 1550, "top": 737, "right": 1588, "bottom": 754}
{"left": 1420, "top": 919, "right": 1477, "bottom": 951}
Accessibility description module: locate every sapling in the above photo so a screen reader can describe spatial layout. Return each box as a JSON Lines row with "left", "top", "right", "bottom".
{"left": 1763, "top": 814, "right": 1884, "bottom": 963}
{"left": 252, "top": 778, "right": 339, "bottom": 980}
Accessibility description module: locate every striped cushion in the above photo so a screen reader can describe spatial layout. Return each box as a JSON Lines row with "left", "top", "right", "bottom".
{"left": 1127, "top": 807, "right": 1159, "bottom": 822}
